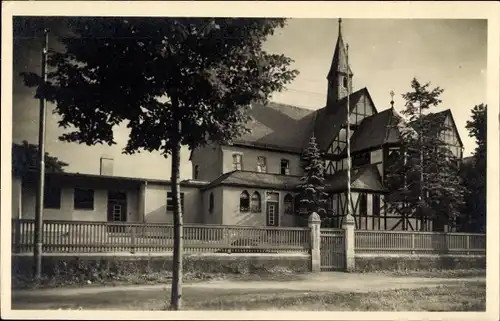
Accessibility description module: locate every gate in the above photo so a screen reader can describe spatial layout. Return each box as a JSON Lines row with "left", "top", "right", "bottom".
{"left": 320, "top": 228, "right": 345, "bottom": 271}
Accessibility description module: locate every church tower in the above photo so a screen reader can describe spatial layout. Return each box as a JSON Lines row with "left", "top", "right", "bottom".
{"left": 326, "top": 18, "right": 354, "bottom": 110}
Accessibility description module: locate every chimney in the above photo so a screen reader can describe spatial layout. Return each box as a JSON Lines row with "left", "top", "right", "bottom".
{"left": 100, "top": 156, "right": 114, "bottom": 176}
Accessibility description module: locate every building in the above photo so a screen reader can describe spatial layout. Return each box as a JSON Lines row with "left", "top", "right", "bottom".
{"left": 11, "top": 19, "right": 464, "bottom": 231}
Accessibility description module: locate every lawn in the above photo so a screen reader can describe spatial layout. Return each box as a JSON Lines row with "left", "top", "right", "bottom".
{"left": 12, "top": 281, "right": 485, "bottom": 311}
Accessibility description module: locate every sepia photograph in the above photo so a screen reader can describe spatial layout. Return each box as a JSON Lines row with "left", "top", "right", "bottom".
{"left": 1, "top": 1, "right": 498, "bottom": 319}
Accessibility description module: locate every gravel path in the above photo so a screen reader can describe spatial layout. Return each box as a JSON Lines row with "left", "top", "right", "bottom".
{"left": 12, "top": 272, "right": 485, "bottom": 298}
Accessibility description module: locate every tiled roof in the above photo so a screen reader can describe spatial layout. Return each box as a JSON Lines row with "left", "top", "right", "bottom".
{"left": 232, "top": 101, "right": 317, "bottom": 154}
{"left": 342, "top": 108, "right": 402, "bottom": 155}
{"left": 313, "top": 88, "right": 372, "bottom": 151}
{"left": 217, "top": 87, "right": 377, "bottom": 155}
{"left": 328, "top": 26, "right": 353, "bottom": 77}
{"left": 324, "top": 164, "right": 388, "bottom": 194}
{"left": 202, "top": 170, "right": 302, "bottom": 190}
{"left": 20, "top": 170, "right": 209, "bottom": 188}
{"left": 408, "top": 109, "right": 463, "bottom": 146}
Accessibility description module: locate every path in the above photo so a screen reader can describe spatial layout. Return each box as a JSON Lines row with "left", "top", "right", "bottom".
{"left": 12, "top": 272, "right": 484, "bottom": 298}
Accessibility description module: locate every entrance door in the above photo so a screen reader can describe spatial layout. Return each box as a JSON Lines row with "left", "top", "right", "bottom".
{"left": 266, "top": 202, "right": 279, "bottom": 227}
{"left": 107, "top": 191, "right": 127, "bottom": 233}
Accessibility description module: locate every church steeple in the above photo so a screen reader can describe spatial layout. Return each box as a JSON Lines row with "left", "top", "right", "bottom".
{"left": 327, "top": 18, "right": 354, "bottom": 110}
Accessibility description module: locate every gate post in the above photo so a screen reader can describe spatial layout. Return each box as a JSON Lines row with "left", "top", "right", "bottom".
{"left": 343, "top": 214, "right": 355, "bottom": 272}
{"left": 308, "top": 212, "right": 321, "bottom": 272}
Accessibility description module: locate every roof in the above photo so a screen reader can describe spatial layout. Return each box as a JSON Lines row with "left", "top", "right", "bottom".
{"left": 409, "top": 109, "right": 463, "bottom": 147}
{"left": 462, "top": 156, "right": 475, "bottom": 165}
{"left": 202, "top": 170, "right": 302, "bottom": 190}
{"left": 342, "top": 108, "right": 402, "bottom": 155}
{"left": 20, "top": 170, "right": 210, "bottom": 188}
{"left": 314, "top": 87, "right": 375, "bottom": 151}
{"left": 231, "top": 101, "right": 317, "bottom": 154}
{"left": 324, "top": 164, "right": 389, "bottom": 194}
{"left": 328, "top": 19, "right": 353, "bottom": 78}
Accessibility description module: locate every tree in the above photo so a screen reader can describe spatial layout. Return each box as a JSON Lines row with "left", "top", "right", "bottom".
{"left": 460, "top": 104, "right": 487, "bottom": 232}
{"left": 12, "top": 140, "right": 68, "bottom": 177}
{"left": 296, "top": 135, "right": 329, "bottom": 227}
{"left": 20, "top": 17, "right": 298, "bottom": 310}
{"left": 385, "top": 78, "right": 467, "bottom": 231}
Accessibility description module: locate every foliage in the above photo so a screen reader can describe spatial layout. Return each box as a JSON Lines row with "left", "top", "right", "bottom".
{"left": 459, "top": 104, "right": 487, "bottom": 232}
{"left": 20, "top": 18, "right": 298, "bottom": 153}
{"left": 20, "top": 17, "right": 298, "bottom": 309}
{"left": 385, "top": 78, "right": 467, "bottom": 230}
{"left": 296, "top": 136, "right": 329, "bottom": 226}
{"left": 12, "top": 140, "right": 68, "bottom": 177}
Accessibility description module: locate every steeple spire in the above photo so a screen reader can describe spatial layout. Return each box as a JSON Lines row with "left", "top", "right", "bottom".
{"left": 326, "top": 18, "right": 354, "bottom": 110}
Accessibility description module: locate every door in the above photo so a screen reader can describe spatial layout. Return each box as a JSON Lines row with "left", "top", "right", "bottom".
{"left": 107, "top": 191, "right": 127, "bottom": 233}
{"left": 266, "top": 202, "right": 279, "bottom": 227}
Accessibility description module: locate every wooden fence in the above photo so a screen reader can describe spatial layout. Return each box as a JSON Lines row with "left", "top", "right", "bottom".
{"left": 11, "top": 219, "right": 311, "bottom": 254}
{"left": 355, "top": 230, "right": 486, "bottom": 255}
{"left": 11, "top": 219, "right": 486, "bottom": 259}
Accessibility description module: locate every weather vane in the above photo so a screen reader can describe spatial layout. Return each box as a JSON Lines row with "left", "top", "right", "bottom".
{"left": 390, "top": 90, "right": 395, "bottom": 108}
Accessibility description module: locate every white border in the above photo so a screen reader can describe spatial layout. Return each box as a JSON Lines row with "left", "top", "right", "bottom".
{"left": 2, "top": 1, "right": 499, "bottom": 320}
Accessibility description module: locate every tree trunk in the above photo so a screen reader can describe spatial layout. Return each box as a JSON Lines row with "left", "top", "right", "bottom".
{"left": 169, "top": 115, "right": 183, "bottom": 310}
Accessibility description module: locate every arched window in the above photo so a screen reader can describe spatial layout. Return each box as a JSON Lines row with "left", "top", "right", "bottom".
{"left": 209, "top": 192, "right": 214, "bottom": 213}
{"left": 284, "top": 194, "right": 294, "bottom": 215}
{"left": 342, "top": 76, "right": 348, "bottom": 88}
{"left": 194, "top": 165, "right": 199, "bottom": 180}
{"left": 250, "top": 192, "right": 261, "bottom": 212}
{"left": 240, "top": 191, "right": 250, "bottom": 212}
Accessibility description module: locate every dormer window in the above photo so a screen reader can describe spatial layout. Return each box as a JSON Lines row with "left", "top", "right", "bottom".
{"left": 280, "top": 159, "right": 290, "bottom": 175}
{"left": 257, "top": 156, "right": 267, "bottom": 173}
{"left": 232, "top": 153, "right": 242, "bottom": 171}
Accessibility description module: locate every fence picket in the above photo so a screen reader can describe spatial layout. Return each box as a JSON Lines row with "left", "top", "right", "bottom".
{"left": 10, "top": 219, "right": 485, "bottom": 257}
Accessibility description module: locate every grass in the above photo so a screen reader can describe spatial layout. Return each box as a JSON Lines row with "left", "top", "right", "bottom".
{"left": 12, "top": 281, "right": 485, "bottom": 311}
{"left": 372, "top": 268, "right": 486, "bottom": 279}
{"left": 12, "top": 270, "right": 309, "bottom": 290}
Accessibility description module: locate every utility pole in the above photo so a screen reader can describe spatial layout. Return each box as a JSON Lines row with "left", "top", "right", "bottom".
{"left": 346, "top": 43, "right": 352, "bottom": 219}
{"left": 34, "top": 28, "right": 49, "bottom": 280}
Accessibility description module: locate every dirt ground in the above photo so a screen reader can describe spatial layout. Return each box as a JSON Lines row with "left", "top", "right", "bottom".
{"left": 12, "top": 271, "right": 484, "bottom": 298}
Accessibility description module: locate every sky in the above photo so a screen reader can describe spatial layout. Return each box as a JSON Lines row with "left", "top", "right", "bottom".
{"left": 12, "top": 18, "right": 487, "bottom": 180}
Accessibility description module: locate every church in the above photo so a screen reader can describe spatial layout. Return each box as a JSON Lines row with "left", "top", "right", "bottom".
{"left": 190, "top": 19, "right": 464, "bottom": 231}
{"left": 12, "top": 19, "right": 464, "bottom": 232}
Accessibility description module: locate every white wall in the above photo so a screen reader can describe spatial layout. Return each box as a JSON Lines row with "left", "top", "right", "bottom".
{"left": 221, "top": 186, "right": 297, "bottom": 227}
{"left": 201, "top": 187, "right": 223, "bottom": 225}
{"left": 144, "top": 183, "right": 202, "bottom": 224}
{"left": 221, "top": 145, "right": 302, "bottom": 176}
{"left": 17, "top": 179, "right": 140, "bottom": 222}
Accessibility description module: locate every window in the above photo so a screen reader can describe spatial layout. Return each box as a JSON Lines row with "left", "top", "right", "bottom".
{"left": 167, "top": 192, "right": 185, "bottom": 212}
{"left": 74, "top": 188, "right": 94, "bottom": 210}
{"left": 352, "top": 152, "right": 370, "bottom": 168}
{"left": 232, "top": 153, "right": 242, "bottom": 171}
{"left": 240, "top": 191, "right": 250, "bottom": 212}
{"left": 359, "top": 193, "right": 367, "bottom": 216}
{"left": 280, "top": 159, "right": 290, "bottom": 175}
{"left": 194, "top": 165, "right": 199, "bottom": 180}
{"left": 257, "top": 156, "right": 267, "bottom": 173}
{"left": 284, "top": 194, "right": 294, "bottom": 215}
{"left": 44, "top": 186, "right": 61, "bottom": 209}
{"left": 372, "top": 195, "right": 380, "bottom": 216}
{"left": 342, "top": 76, "right": 347, "bottom": 88}
{"left": 209, "top": 192, "right": 214, "bottom": 213}
{"left": 250, "top": 192, "right": 261, "bottom": 212}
